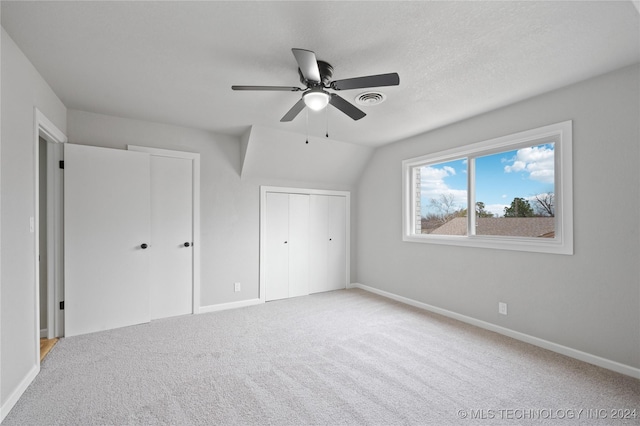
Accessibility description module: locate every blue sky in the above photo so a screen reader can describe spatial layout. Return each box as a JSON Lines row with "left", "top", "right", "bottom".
{"left": 419, "top": 143, "right": 555, "bottom": 217}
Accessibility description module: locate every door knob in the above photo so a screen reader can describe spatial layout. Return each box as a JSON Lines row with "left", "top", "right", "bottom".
{"left": 141, "top": 243, "right": 148, "bottom": 249}
{"left": 184, "top": 242, "right": 190, "bottom": 247}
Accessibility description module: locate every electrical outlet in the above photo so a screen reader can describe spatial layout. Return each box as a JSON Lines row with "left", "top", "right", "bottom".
{"left": 498, "top": 302, "right": 508, "bottom": 315}
{"left": 234, "top": 282, "right": 241, "bottom": 292}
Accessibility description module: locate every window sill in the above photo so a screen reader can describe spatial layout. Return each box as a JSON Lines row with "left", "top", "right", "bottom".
{"left": 403, "top": 233, "right": 573, "bottom": 255}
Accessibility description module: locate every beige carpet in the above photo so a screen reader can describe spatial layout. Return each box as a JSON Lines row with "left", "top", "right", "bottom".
{"left": 4, "top": 289, "right": 639, "bottom": 425}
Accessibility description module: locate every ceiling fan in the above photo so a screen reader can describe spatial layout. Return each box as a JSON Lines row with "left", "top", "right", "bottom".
{"left": 232, "top": 48, "right": 400, "bottom": 122}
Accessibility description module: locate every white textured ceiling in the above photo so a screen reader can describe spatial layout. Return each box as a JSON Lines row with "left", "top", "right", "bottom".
{"left": 2, "top": 1, "right": 639, "bottom": 147}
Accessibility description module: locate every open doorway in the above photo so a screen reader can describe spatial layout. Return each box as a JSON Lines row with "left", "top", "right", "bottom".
{"left": 34, "top": 109, "right": 66, "bottom": 363}
{"left": 38, "top": 135, "right": 58, "bottom": 362}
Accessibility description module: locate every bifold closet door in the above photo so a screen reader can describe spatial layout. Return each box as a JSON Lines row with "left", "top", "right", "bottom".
{"left": 327, "top": 195, "right": 347, "bottom": 290}
{"left": 64, "top": 144, "right": 151, "bottom": 337}
{"left": 264, "top": 193, "right": 309, "bottom": 301}
{"left": 288, "top": 194, "right": 310, "bottom": 298}
{"left": 309, "top": 195, "right": 347, "bottom": 294}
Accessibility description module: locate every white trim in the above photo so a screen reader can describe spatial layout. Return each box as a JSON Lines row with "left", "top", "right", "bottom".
{"left": 261, "top": 186, "right": 351, "bottom": 197}
{"left": 199, "top": 298, "right": 263, "bottom": 314}
{"left": 0, "top": 364, "right": 39, "bottom": 423}
{"left": 259, "top": 186, "right": 351, "bottom": 303}
{"left": 127, "top": 145, "right": 202, "bottom": 314}
{"left": 35, "top": 109, "right": 67, "bottom": 145}
{"left": 40, "top": 328, "right": 48, "bottom": 339}
{"left": 402, "top": 120, "right": 573, "bottom": 255}
{"left": 351, "top": 283, "right": 640, "bottom": 379}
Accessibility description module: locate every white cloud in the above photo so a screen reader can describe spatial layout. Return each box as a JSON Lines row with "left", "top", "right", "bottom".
{"left": 484, "top": 203, "right": 508, "bottom": 217}
{"left": 503, "top": 145, "right": 554, "bottom": 183}
{"left": 529, "top": 169, "right": 554, "bottom": 182}
{"left": 419, "top": 166, "right": 467, "bottom": 209}
{"left": 504, "top": 160, "right": 526, "bottom": 173}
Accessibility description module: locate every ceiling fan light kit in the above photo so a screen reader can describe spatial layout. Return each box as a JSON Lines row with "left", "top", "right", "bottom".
{"left": 303, "top": 89, "right": 330, "bottom": 111}
{"left": 232, "top": 48, "right": 399, "bottom": 122}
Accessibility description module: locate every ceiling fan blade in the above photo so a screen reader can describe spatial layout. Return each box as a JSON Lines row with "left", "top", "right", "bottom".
{"left": 280, "top": 98, "right": 307, "bottom": 122}
{"left": 331, "top": 73, "right": 400, "bottom": 91}
{"left": 329, "top": 94, "right": 366, "bottom": 121}
{"left": 292, "top": 48, "right": 321, "bottom": 83}
{"left": 232, "top": 85, "right": 302, "bottom": 91}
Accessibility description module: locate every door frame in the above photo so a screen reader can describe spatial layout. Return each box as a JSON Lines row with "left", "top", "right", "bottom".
{"left": 33, "top": 108, "right": 67, "bottom": 358}
{"left": 128, "top": 145, "right": 201, "bottom": 314}
{"left": 259, "top": 186, "right": 350, "bottom": 303}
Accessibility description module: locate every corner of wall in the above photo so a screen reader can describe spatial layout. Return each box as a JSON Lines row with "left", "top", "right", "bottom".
{"left": 239, "top": 126, "right": 253, "bottom": 179}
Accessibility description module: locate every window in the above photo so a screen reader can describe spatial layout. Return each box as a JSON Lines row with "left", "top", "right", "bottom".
{"left": 402, "top": 121, "right": 573, "bottom": 254}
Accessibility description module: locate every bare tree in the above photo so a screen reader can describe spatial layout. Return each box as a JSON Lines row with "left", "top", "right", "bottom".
{"left": 429, "top": 193, "right": 458, "bottom": 224}
{"left": 534, "top": 193, "right": 554, "bottom": 217}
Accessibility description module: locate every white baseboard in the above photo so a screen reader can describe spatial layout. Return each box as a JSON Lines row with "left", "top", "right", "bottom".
{"left": 40, "top": 328, "right": 48, "bottom": 338}
{"left": 0, "top": 364, "right": 39, "bottom": 423}
{"left": 199, "top": 298, "right": 263, "bottom": 314}
{"left": 350, "top": 282, "right": 640, "bottom": 379}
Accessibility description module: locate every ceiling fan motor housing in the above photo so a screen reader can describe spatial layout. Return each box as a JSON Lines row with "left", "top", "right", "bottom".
{"left": 299, "top": 60, "right": 334, "bottom": 86}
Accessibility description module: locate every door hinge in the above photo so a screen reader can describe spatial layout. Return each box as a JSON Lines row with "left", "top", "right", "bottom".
{"left": 59, "top": 160, "right": 64, "bottom": 169}
{"left": 59, "top": 301, "right": 64, "bottom": 310}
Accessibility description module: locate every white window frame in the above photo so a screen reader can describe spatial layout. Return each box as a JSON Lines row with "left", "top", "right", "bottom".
{"left": 402, "top": 121, "right": 573, "bottom": 255}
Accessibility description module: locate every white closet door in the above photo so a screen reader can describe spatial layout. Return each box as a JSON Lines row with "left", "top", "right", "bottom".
{"left": 327, "top": 195, "right": 347, "bottom": 290}
{"left": 149, "top": 156, "right": 193, "bottom": 320}
{"left": 309, "top": 195, "right": 329, "bottom": 294}
{"left": 309, "top": 195, "right": 347, "bottom": 293}
{"left": 64, "top": 144, "right": 151, "bottom": 337}
{"left": 288, "top": 194, "right": 309, "bottom": 298}
{"left": 265, "top": 193, "right": 290, "bottom": 301}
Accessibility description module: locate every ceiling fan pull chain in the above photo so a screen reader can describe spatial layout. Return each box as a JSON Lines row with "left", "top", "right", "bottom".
{"left": 326, "top": 106, "right": 329, "bottom": 138}
{"left": 305, "top": 109, "right": 309, "bottom": 144}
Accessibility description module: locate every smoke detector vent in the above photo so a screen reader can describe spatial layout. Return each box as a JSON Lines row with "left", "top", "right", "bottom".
{"left": 355, "top": 92, "right": 386, "bottom": 106}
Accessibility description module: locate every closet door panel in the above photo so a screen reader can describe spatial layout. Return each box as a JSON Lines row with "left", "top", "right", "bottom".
{"left": 64, "top": 144, "right": 151, "bottom": 337}
{"left": 149, "top": 155, "right": 193, "bottom": 320}
{"left": 309, "top": 195, "right": 329, "bottom": 294}
{"left": 327, "top": 195, "right": 347, "bottom": 290}
{"left": 265, "top": 193, "right": 290, "bottom": 301}
{"left": 288, "top": 194, "right": 310, "bottom": 298}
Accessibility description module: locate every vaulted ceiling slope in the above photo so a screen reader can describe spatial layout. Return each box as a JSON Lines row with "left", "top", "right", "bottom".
{"left": 2, "top": 1, "right": 639, "bottom": 147}
{"left": 240, "top": 125, "right": 373, "bottom": 186}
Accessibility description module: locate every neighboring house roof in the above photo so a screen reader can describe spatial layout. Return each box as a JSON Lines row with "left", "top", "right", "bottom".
{"left": 429, "top": 217, "right": 467, "bottom": 235}
{"left": 430, "top": 217, "right": 555, "bottom": 238}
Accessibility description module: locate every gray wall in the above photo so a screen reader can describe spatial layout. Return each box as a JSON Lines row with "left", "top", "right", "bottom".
{"left": 1, "top": 28, "right": 67, "bottom": 409}
{"left": 356, "top": 64, "right": 640, "bottom": 369}
{"left": 66, "top": 110, "right": 360, "bottom": 308}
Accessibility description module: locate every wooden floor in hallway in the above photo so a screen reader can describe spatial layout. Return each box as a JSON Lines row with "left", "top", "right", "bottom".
{"left": 40, "top": 337, "right": 59, "bottom": 362}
